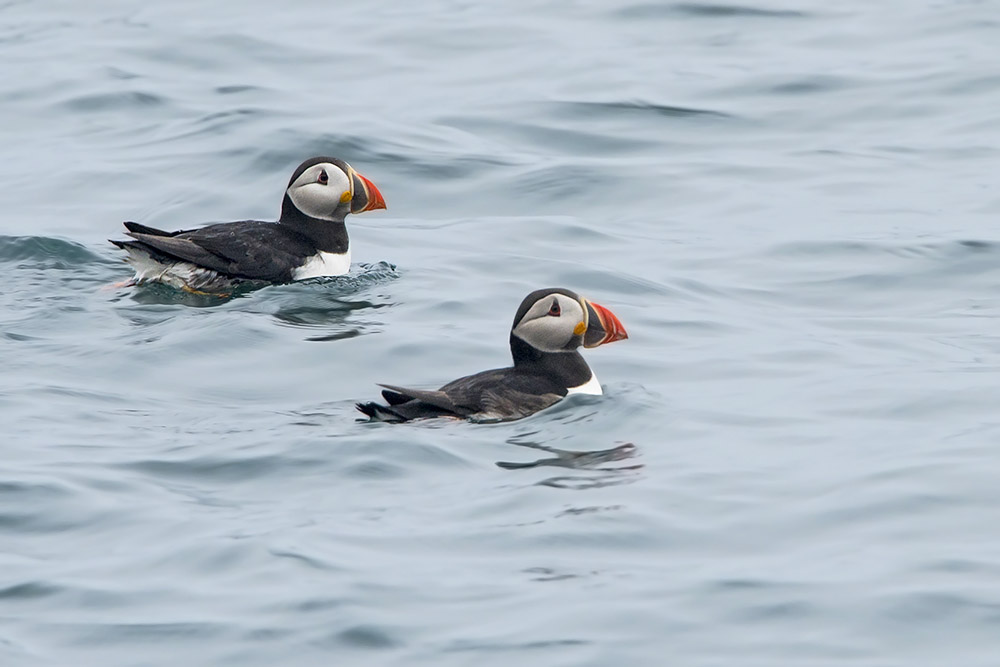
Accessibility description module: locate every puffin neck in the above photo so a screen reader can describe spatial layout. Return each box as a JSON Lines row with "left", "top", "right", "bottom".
{"left": 278, "top": 194, "right": 349, "bottom": 253}
{"left": 509, "top": 334, "right": 593, "bottom": 388}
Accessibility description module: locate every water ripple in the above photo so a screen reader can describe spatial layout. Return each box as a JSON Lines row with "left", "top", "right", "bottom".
{"left": 617, "top": 2, "right": 811, "bottom": 19}
{"left": 554, "top": 99, "right": 735, "bottom": 120}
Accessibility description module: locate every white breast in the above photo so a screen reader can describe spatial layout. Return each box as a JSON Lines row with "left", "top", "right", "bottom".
{"left": 291, "top": 249, "right": 351, "bottom": 280}
{"left": 565, "top": 372, "right": 602, "bottom": 396}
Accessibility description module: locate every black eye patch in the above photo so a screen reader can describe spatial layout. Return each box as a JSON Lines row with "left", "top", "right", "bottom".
{"left": 548, "top": 300, "right": 561, "bottom": 316}
{"left": 318, "top": 170, "right": 329, "bottom": 184}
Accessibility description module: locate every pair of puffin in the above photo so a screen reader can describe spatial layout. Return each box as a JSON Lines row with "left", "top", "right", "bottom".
{"left": 112, "top": 157, "right": 628, "bottom": 422}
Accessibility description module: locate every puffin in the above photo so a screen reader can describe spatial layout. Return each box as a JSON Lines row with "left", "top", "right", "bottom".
{"left": 356, "top": 288, "right": 628, "bottom": 423}
{"left": 110, "top": 157, "right": 386, "bottom": 292}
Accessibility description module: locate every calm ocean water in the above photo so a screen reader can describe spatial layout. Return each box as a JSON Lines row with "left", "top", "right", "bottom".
{"left": 3, "top": 0, "right": 1000, "bottom": 664}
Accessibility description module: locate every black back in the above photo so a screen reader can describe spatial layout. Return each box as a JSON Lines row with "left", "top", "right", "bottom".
{"left": 122, "top": 220, "right": 337, "bottom": 282}
{"left": 356, "top": 335, "right": 594, "bottom": 423}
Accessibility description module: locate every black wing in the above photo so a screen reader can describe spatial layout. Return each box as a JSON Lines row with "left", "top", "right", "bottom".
{"left": 123, "top": 221, "right": 315, "bottom": 282}
{"left": 378, "top": 384, "right": 471, "bottom": 416}
{"left": 369, "top": 368, "right": 564, "bottom": 422}
{"left": 474, "top": 387, "right": 561, "bottom": 422}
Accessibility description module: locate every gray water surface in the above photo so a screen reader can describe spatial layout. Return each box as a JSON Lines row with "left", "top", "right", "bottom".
{"left": 3, "top": 1, "right": 1000, "bottom": 665}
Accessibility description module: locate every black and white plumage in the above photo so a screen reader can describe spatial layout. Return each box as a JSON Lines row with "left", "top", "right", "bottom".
{"left": 356, "top": 288, "right": 628, "bottom": 423}
{"left": 110, "top": 157, "right": 386, "bottom": 292}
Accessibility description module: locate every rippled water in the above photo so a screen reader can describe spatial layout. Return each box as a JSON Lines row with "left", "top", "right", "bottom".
{"left": 3, "top": 0, "right": 1000, "bottom": 664}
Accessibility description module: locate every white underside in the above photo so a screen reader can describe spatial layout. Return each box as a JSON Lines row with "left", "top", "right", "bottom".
{"left": 291, "top": 249, "right": 351, "bottom": 280}
{"left": 124, "top": 249, "right": 217, "bottom": 290}
{"left": 565, "top": 372, "right": 602, "bottom": 396}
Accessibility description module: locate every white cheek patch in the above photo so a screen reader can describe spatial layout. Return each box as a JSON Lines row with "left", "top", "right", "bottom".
{"left": 288, "top": 167, "right": 351, "bottom": 221}
{"left": 292, "top": 249, "right": 351, "bottom": 279}
{"left": 287, "top": 184, "right": 338, "bottom": 221}
{"left": 566, "top": 372, "right": 602, "bottom": 396}
{"left": 512, "top": 317, "right": 575, "bottom": 352}
{"left": 512, "top": 295, "right": 590, "bottom": 352}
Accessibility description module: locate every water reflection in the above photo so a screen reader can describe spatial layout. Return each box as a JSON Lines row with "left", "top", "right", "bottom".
{"left": 122, "top": 281, "right": 255, "bottom": 307}
{"left": 111, "top": 261, "right": 398, "bottom": 341}
{"left": 116, "top": 261, "right": 398, "bottom": 311}
{"left": 496, "top": 437, "right": 642, "bottom": 472}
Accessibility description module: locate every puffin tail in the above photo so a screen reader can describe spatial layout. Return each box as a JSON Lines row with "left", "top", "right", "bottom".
{"left": 355, "top": 402, "right": 407, "bottom": 423}
{"left": 110, "top": 221, "right": 177, "bottom": 251}
{"left": 123, "top": 221, "right": 175, "bottom": 237}
{"left": 109, "top": 238, "right": 137, "bottom": 250}
{"left": 110, "top": 221, "right": 179, "bottom": 253}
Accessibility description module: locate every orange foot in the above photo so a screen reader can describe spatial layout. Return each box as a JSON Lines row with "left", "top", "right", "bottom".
{"left": 181, "top": 285, "right": 229, "bottom": 298}
{"left": 103, "top": 279, "right": 137, "bottom": 290}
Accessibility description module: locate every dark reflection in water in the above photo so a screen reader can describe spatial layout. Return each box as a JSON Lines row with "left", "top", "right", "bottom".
{"left": 261, "top": 263, "right": 398, "bottom": 340}
{"left": 552, "top": 99, "right": 735, "bottom": 121}
{"left": 498, "top": 436, "right": 640, "bottom": 474}
{"left": 122, "top": 281, "right": 255, "bottom": 308}
{"left": 105, "top": 261, "right": 399, "bottom": 343}
{"left": 118, "top": 261, "right": 398, "bottom": 309}
{"left": 616, "top": 2, "right": 809, "bottom": 20}
{"left": 535, "top": 472, "right": 641, "bottom": 490}
{"left": 268, "top": 297, "right": 391, "bottom": 342}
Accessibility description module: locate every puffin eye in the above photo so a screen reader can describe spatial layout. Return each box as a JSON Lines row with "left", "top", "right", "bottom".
{"left": 547, "top": 300, "right": 561, "bottom": 317}
{"left": 318, "top": 170, "right": 328, "bottom": 184}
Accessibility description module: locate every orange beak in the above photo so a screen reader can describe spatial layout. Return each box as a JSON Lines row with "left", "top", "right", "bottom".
{"left": 351, "top": 172, "right": 387, "bottom": 213}
{"left": 582, "top": 300, "right": 628, "bottom": 348}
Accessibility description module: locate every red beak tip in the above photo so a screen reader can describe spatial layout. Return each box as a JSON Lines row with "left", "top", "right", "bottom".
{"left": 588, "top": 300, "right": 628, "bottom": 346}
{"left": 358, "top": 174, "right": 387, "bottom": 212}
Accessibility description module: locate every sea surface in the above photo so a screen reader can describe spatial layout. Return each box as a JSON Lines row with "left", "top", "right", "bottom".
{"left": 2, "top": 0, "right": 1000, "bottom": 665}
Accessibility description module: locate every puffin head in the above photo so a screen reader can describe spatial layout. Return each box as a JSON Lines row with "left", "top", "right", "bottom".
{"left": 282, "top": 157, "right": 386, "bottom": 223}
{"left": 511, "top": 288, "right": 628, "bottom": 353}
